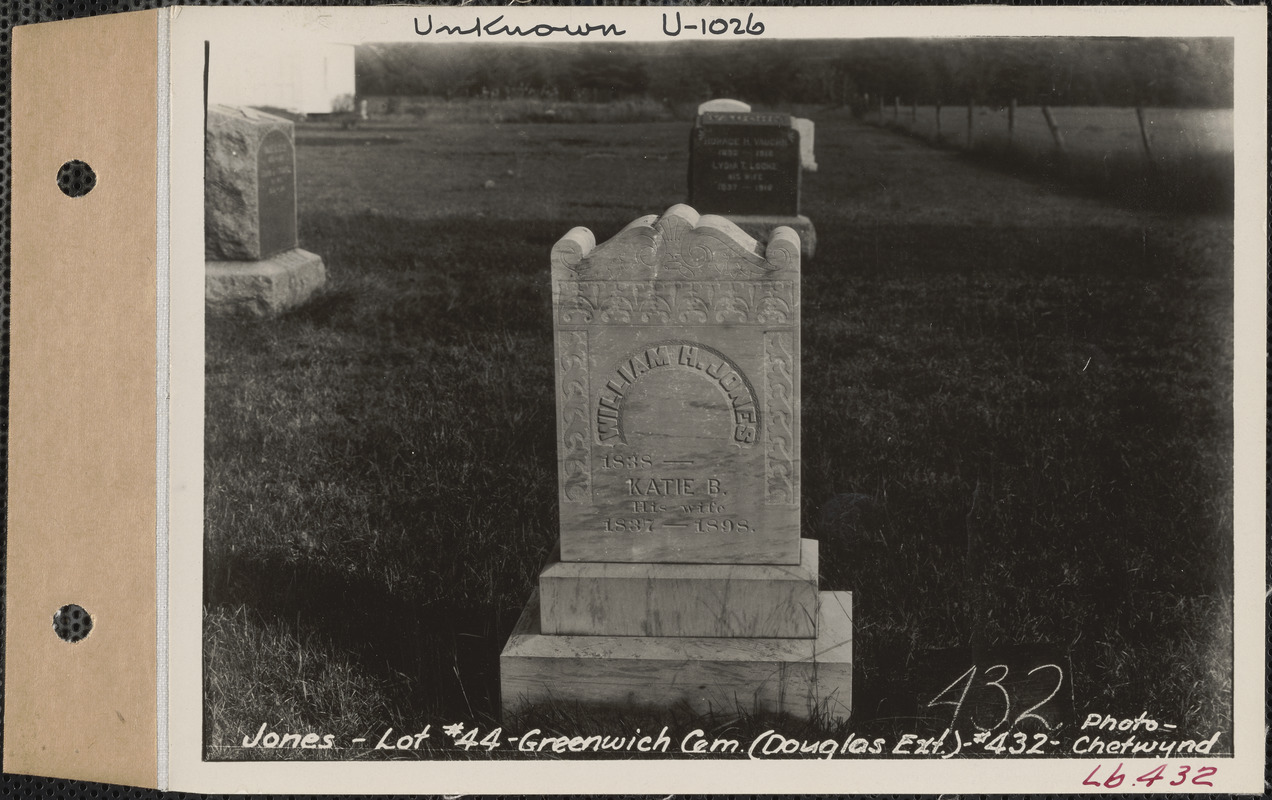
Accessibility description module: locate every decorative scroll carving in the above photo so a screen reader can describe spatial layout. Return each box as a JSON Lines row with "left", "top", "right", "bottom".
{"left": 557, "top": 281, "right": 795, "bottom": 326}
{"left": 560, "top": 205, "right": 798, "bottom": 281}
{"left": 764, "top": 331, "right": 796, "bottom": 505}
{"left": 550, "top": 226, "right": 596, "bottom": 275}
{"left": 558, "top": 330, "right": 591, "bottom": 504}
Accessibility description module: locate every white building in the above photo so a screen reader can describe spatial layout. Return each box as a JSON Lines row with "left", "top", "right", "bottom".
{"left": 208, "top": 41, "right": 357, "bottom": 116}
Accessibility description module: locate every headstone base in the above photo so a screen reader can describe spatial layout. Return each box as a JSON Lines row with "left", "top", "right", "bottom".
{"left": 501, "top": 590, "right": 852, "bottom": 723}
{"left": 540, "top": 539, "right": 820, "bottom": 638}
{"left": 721, "top": 215, "right": 817, "bottom": 259}
{"left": 206, "top": 248, "right": 326, "bottom": 317}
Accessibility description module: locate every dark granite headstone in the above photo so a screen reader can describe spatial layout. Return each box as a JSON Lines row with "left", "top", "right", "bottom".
{"left": 689, "top": 112, "right": 801, "bottom": 217}
{"left": 256, "top": 130, "right": 297, "bottom": 259}
{"left": 205, "top": 105, "right": 299, "bottom": 261}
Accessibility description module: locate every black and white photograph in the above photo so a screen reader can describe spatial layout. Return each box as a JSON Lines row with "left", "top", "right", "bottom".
{"left": 167, "top": 5, "right": 1263, "bottom": 792}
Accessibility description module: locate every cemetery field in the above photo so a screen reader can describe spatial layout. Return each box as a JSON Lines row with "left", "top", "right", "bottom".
{"left": 361, "top": 94, "right": 681, "bottom": 125}
{"left": 879, "top": 105, "right": 1233, "bottom": 159}
{"left": 874, "top": 105, "right": 1234, "bottom": 211}
{"left": 204, "top": 109, "right": 1234, "bottom": 758}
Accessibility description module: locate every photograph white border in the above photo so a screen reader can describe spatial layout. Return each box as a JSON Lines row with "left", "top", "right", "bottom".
{"left": 165, "top": 5, "right": 1266, "bottom": 793}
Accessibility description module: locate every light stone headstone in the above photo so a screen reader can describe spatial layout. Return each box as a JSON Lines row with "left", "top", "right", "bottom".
{"left": 697, "top": 98, "right": 752, "bottom": 115}
{"left": 500, "top": 206, "right": 851, "bottom": 723}
{"left": 550, "top": 204, "right": 801, "bottom": 565}
{"left": 792, "top": 117, "right": 818, "bottom": 172}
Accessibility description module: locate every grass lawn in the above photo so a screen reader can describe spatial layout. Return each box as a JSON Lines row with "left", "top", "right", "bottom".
{"left": 204, "top": 108, "right": 1233, "bottom": 759}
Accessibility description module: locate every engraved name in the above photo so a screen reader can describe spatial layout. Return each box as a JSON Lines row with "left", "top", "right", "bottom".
{"left": 624, "top": 477, "right": 723, "bottom": 496}
{"left": 596, "top": 342, "right": 759, "bottom": 446}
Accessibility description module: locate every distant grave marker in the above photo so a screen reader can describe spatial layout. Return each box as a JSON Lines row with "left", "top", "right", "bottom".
{"left": 792, "top": 116, "right": 818, "bottom": 172}
{"left": 204, "top": 105, "right": 325, "bottom": 316}
{"left": 690, "top": 111, "right": 801, "bottom": 216}
{"left": 688, "top": 111, "right": 817, "bottom": 257}
{"left": 501, "top": 206, "right": 851, "bottom": 722}
{"left": 697, "top": 97, "right": 752, "bottom": 115}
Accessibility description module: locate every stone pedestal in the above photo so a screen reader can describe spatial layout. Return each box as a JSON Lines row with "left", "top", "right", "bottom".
{"left": 205, "top": 105, "right": 325, "bottom": 316}
{"left": 540, "top": 539, "right": 820, "bottom": 638}
{"left": 205, "top": 249, "right": 326, "bottom": 318}
{"left": 500, "top": 207, "right": 850, "bottom": 722}
{"left": 502, "top": 586, "right": 852, "bottom": 720}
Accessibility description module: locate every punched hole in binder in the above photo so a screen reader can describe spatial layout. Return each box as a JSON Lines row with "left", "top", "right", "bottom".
{"left": 53, "top": 604, "right": 93, "bottom": 643}
{"left": 56, "top": 159, "right": 96, "bottom": 197}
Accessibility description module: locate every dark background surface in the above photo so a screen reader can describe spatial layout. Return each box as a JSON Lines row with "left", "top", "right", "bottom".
{"left": 0, "top": 0, "right": 1261, "bottom": 798}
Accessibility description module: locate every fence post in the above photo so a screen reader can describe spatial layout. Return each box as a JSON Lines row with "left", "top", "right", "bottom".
{"left": 1041, "top": 105, "right": 1066, "bottom": 154}
{"left": 1134, "top": 106, "right": 1155, "bottom": 165}
{"left": 935, "top": 102, "right": 942, "bottom": 140}
{"left": 966, "top": 100, "right": 974, "bottom": 147}
{"left": 1008, "top": 98, "right": 1016, "bottom": 143}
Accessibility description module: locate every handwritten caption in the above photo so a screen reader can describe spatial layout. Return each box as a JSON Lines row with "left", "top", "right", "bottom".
{"left": 233, "top": 648, "right": 1219, "bottom": 763}
{"left": 1082, "top": 763, "right": 1218, "bottom": 789}
{"left": 238, "top": 715, "right": 1223, "bottom": 760}
{"left": 411, "top": 12, "right": 768, "bottom": 39}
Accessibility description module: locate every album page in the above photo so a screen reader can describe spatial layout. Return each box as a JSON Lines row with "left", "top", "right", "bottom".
{"left": 163, "top": 5, "right": 1265, "bottom": 793}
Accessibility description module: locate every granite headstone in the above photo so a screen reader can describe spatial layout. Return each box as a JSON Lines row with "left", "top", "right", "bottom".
{"left": 204, "top": 104, "right": 324, "bottom": 316}
{"left": 205, "top": 105, "right": 298, "bottom": 261}
{"left": 689, "top": 111, "right": 801, "bottom": 216}
{"left": 255, "top": 129, "right": 297, "bottom": 259}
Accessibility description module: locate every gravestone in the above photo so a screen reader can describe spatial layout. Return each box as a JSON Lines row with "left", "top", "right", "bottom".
{"left": 697, "top": 100, "right": 816, "bottom": 172}
{"left": 690, "top": 111, "right": 801, "bottom": 216}
{"left": 697, "top": 97, "right": 752, "bottom": 115}
{"left": 501, "top": 205, "right": 851, "bottom": 721}
{"left": 689, "top": 112, "right": 817, "bottom": 258}
{"left": 792, "top": 117, "right": 818, "bottom": 172}
{"left": 204, "top": 105, "right": 325, "bottom": 316}
{"left": 551, "top": 205, "right": 801, "bottom": 566}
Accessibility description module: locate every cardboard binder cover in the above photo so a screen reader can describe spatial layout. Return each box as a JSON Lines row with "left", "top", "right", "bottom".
{"left": 6, "top": 9, "right": 162, "bottom": 788}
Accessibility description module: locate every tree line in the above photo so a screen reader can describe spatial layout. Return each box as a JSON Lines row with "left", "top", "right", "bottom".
{"left": 356, "top": 37, "right": 1233, "bottom": 108}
